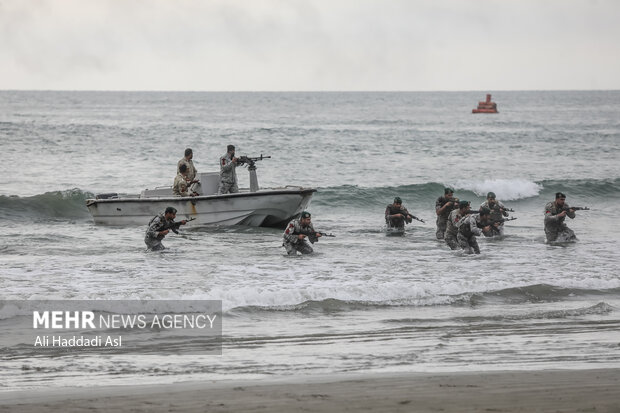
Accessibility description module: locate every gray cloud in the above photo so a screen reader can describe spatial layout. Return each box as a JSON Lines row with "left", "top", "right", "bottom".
{"left": 1, "top": 0, "right": 619, "bottom": 90}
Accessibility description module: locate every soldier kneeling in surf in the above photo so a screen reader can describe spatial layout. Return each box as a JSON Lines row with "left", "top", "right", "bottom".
{"left": 282, "top": 211, "right": 322, "bottom": 255}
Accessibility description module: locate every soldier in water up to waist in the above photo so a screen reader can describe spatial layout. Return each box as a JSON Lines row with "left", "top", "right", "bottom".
{"left": 544, "top": 192, "right": 577, "bottom": 242}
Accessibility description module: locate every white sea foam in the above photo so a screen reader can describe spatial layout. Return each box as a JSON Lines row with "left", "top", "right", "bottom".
{"left": 451, "top": 179, "right": 542, "bottom": 201}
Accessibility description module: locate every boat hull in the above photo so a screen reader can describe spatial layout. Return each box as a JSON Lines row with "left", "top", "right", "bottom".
{"left": 86, "top": 188, "right": 316, "bottom": 228}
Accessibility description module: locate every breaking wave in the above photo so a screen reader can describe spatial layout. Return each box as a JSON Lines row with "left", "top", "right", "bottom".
{"left": 313, "top": 178, "right": 620, "bottom": 208}
{"left": 0, "top": 189, "right": 93, "bottom": 220}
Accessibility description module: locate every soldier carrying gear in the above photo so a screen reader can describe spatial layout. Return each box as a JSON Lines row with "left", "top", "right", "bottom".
{"left": 445, "top": 200, "right": 471, "bottom": 250}
{"left": 435, "top": 187, "right": 458, "bottom": 240}
{"left": 385, "top": 196, "right": 414, "bottom": 230}
{"left": 144, "top": 207, "right": 187, "bottom": 251}
{"left": 544, "top": 192, "right": 577, "bottom": 242}
{"left": 218, "top": 144, "right": 239, "bottom": 195}
{"left": 282, "top": 211, "right": 322, "bottom": 255}
{"left": 480, "top": 192, "right": 510, "bottom": 237}
{"left": 457, "top": 207, "right": 492, "bottom": 254}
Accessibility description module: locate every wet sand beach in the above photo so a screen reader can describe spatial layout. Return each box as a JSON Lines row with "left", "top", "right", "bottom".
{"left": 2, "top": 369, "right": 618, "bottom": 412}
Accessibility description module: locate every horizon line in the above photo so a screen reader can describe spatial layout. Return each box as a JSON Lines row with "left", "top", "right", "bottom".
{"left": 1, "top": 88, "right": 619, "bottom": 93}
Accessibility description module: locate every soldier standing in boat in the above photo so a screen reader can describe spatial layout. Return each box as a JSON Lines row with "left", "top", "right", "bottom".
{"left": 457, "top": 207, "right": 492, "bottom": 254}
{"left": 385, "top": 197, "right": 414, "bottom": 230}
{"left": 282, "top": 211, "right": 322, "bottom": 255}
{"left": 480, "top": 192, "right": 510, "bottom": 237}
{"left": 445, "top": 200, "right": 471, "bottom": 250}
{"left": 177, "top": 148, "right": 199, "bottom": 192}
{"left": 544, "top": 192, "right": 577, "bottom": 242}
{"left": 177, "top": 148, "right": 198, "bottom": 183}
{"left": 144, "top": 207, "right": 187, "bottom": 251}
{"left": 218, "top": 144, "right": 239, "bottom": 194}
{"left": 435, "top": 188, "right": 458, "bottom": 240}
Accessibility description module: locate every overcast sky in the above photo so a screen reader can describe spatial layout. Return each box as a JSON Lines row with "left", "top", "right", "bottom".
{"left": 1, "top": 0, "right": 618, "bottom": 91}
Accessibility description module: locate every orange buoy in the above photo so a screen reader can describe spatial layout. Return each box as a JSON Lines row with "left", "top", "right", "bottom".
{"left": 472, "top": 94, "right": 498, "bottom": 113}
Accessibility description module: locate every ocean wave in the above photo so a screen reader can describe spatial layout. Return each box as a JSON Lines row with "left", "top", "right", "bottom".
{"left": 0, "top": 189, "right": 93, "bottom": 220}
{"left": 451, "top": 179, "right": 542, "bottom": 201}
{"left": 224, "top": 284, "right": 620, "bottom": 314}
{"left": 313, "top": 178, "right": 620, "bottom": 208}
{"left": 467, "top": 283, "right": 620, "bottom": 305}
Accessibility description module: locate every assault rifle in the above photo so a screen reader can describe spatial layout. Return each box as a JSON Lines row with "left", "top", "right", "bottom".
{"left": 403, "top": 213, "right": 425, "bottom": 224}
{"left": 442, "top": 198, "right": 459, "bottom": 208}
{"left": 389, "top": 210, "right": 425, "bottom": 224}
{"left": 564, "top": 206, "right": 590, "bottom": 211}
{"left": 475, "top": 217, "right": 517, "bottom": 232}
{"left": 161, "top": 217, "right": 196, "bottom": 234}
{"left": 491, "top": 217, "right": 517, "bottom": 225}
{"left": 237, "top": 154, "right": 271, "bottom": 167}
{"left": 293, "top": 229, "right": 336, "bottom": 244}
{"left": 484, "top": 202, "right": 515, "bottom": 213}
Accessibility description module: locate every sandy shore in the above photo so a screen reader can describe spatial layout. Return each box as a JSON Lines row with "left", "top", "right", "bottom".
{"left": 1, "top": 369, "right": 619, "bottom": 412}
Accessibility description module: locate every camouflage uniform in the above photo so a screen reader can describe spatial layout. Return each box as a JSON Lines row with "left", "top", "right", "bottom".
{"left": 144, "top": 213, "right": 175, "bottom": 251}
{"left": 173, "top": 173, "right": 189, "bottom": 197}
{"left": 282, "top": 219, "right": 315, "bottom": 255}
{"left": 457, "top": 213, "right": 486, "bottom": 254}
{"left": 435, "top": 196, "right": 457, "bottom": 239}
{"left": 544, "top": 202, "right": 576, "bottom": 242}
{"left": 218, "top": 153, "right": 238, "bottom": 194}
{"left": 480, "top": 200, "right": 509, "bottom": 237}
{"left": 177, "top": 158, "right": 197, "bottom": 182}
{"left": 385, "top": 204, "right": 412, "bottom": 230}
{"left": 445, "top": 209, "right": 465, "bottom": 250}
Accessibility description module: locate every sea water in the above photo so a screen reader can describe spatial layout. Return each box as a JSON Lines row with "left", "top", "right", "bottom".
{"left": 1, "top": 91, "right": 619, "bottom": 390}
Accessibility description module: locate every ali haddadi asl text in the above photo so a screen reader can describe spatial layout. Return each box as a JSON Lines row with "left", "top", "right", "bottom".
{"left": 34, "top": 335, "right": 121, "bottom": 347}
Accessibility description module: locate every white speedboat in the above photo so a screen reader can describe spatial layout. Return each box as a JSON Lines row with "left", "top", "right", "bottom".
{"left": 86, "top": 168, "right": 315, "bottom": 228}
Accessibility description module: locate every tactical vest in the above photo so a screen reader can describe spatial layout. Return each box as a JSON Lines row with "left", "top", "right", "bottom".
{"left": 386, "top": 205, "right": 404, "bottom": 215}
{"left": 437, "top": 197, "right": 456, "bottom": 217}
{"left": 458, "top": 215, "right": 479, "bottom": 238}
{"left": 545, "top": 202, "right": 565, "bottom": 224}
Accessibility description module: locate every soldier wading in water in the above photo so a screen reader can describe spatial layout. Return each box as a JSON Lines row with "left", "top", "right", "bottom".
{"left": 457, "top": 207, "right": 492, "bottom": 254}
{"left": 385, "top": 197, "right": 414, "bottom": 230}
{"left": 282, "top": 211, "right": 322, "bottom": 255}
{"left": 144, "top": 207, "right": 187, "bottom": 251}
{"left": 544, "top": 192, "right": 578, "bottom": 242}
{"left": 445, "top": 200, "right": 471, "bottom": 250}
{"left": 480, "top": 192, "right": 510, "bottom": 237}
{"left": 435, "top": 188, "right": 458, "bottom": 240}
